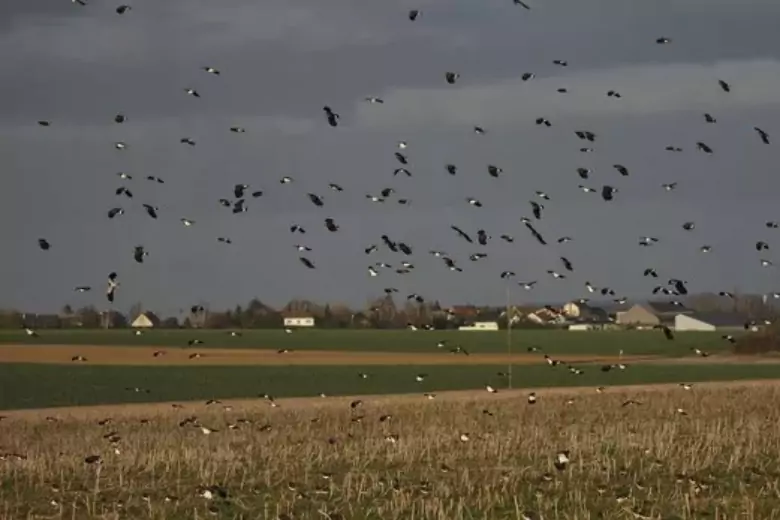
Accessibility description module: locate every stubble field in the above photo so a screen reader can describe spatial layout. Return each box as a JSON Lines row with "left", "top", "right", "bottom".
{"left": 3, "top": 381, "right": 780, "bottom": 519}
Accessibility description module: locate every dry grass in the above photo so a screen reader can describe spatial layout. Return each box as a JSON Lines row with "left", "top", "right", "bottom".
{"left": 2, "top": 382, "right": 780, "bottom": 519}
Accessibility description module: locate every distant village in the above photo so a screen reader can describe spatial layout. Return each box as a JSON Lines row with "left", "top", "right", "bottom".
{"left": 0, "top": 291, "right": 776, "bottom": 332}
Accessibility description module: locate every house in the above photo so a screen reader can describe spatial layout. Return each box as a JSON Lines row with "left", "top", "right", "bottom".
{"left": 616, "top": 301, "right": 691, "bottom": 327}
{"left": 561, "top": 301, "right": 609, "bottom": 322}
{"left": 282, "top": 313, "right": 315, "bottom": 327}
{"left": 131, "top": 312, "right": 160, "bottom": 328}
{"left": 525, "top": 307, "right": 567, "bottom": 326}
{"left": 447, "top": 306, "right": 480, "bottom": 320}
{"left": 674, "top": 312, "right": 746, "bottom": 331}
{"left": 459, "top": 321, "right": 499, "bottom": 331}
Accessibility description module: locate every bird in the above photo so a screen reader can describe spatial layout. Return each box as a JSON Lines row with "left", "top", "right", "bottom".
{"left": 552, "top": 60, "right": 568, "bottom": 67}
{"left": 184, "top": 88, "right": 200, "bottom": 98}
{"left": 662, "top": 182, "right": 678, "bottom": 191}
{"left": 718, "top": 79, "right": 731, "bottom": 92}
{"left": 181, "top": 218, "right": 195, "bottom": 227}
{"left": 133, "top": 246, "right": 148, "bottom": 263}
{"left": 696, "top": 142, "right": 714, "bottom": 154}
{"left": 535, "top": 117, "right": 552, "bottom": 127}
{"left": 607, "top": 90, "right": 622, "bottom": 98}
{"left": 324, "top": 218, "right": 339, "bottom": 232}
{"left": 530, "top": 201, "right": 544, "bottom": 219}
{"left": 682, "top": 222, "right": 695, "bottom": 231}
{"left": 106, "top": 272, "right": 119, "bottom": 303}
{"left": 74, "top": 286, "right": 91, "bottom": 293}
{"left": 445, "top": 72, "right": 459, "bottom": 84}
{"left": 613, "top": 164, "right": 629, "bottom": 176}
{"left": 519, "top": 281, "right": 537, "bottom": 290}
{"left": 328, "top": 183, "right": 344, "bottom": 192}
{"left": 513, "top": 0, "right": 531, "bottom": 8}
{"left": 142, "top": 204, "right": 158, "bottom": 219}
{"left": 299, "top": 257, "right": 316, "bottom": 269}
{"left": 202, "top": 66, "right": 220, "bottom": 75}
{"left": 323, "top": 106, "right": 340, "bottom": 127}
{"left": 38, "top": 239, "right": 51, "bottom": 251}
{"left": 116, "top": 5, "right": 131, "bottom": 14}
{"left": 487, "top": 165, "right": 503, "bottom": 177}
{"left": 229, "top": 126, "right": 246, "bottom": 133}
{"left": 408, "top": 9, "right": 420, "bottom": 21}
{"left": 108, "top": 208, "right": 124, "bottom": 219}
{"left": 115, "top": 186, "right": 133, "bottom": 198}
{"left": 656, "top": 37, "right": 671, "bottom": 44}
{"left": 560, "top": 257, "right": 574, "bottom": 271}
{"left": 308, "top": 193, "right": 325, "bottom": 207}
{"left": 756, "top": 241, "right": 769, "bottom": 251}
{"left": 521, "top": 72, "right": 535, "bottom": 81}
{"left": 704, "top": 113, "right": 717, "bottom": 123}
{"left": 364, "top": 96, "right": 384, "bottom": 104}
{"left": 755, "top": 127, "right": 770, "bottom": 144}
{"left": 114, "top": 114, "right": 126, "bottom": 123}
{"left": 601, "top": 185, "right": 617, "bottom": 201}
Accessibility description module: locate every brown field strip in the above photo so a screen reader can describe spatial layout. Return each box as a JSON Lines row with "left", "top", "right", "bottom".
{"left": 4, "top": 379, "right": 780, "bottom": 422}
{"left": 0, "top": 344, "right": 661, "bottom": 366}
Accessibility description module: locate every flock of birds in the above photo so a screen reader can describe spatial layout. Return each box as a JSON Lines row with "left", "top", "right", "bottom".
{"left": 28, "top": 3, "right": 776, "bottom": 328}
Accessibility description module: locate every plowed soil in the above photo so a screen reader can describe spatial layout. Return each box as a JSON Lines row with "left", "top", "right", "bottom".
{"left": 0, "top": 344, "right": 657, "bottom": 366}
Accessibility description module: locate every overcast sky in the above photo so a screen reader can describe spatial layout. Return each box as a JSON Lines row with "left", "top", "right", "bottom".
{"left": 1, "top": 0, "right": 780, "bottom": 315}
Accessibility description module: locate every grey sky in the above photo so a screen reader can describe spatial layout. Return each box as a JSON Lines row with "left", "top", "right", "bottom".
{"left": 1, "top": 0, "right": 780, "bottom": 315}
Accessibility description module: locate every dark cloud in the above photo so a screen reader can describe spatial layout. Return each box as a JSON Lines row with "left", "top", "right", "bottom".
{"left": 1, "top": 0, "right": 779, "bottom": 313}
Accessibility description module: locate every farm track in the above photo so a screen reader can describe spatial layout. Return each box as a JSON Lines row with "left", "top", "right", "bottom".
{"left": 0, "top": 344, "right": 664, "bottom": 366}
{"left": 5, "top": 379, "right": 780, "bottom": 422}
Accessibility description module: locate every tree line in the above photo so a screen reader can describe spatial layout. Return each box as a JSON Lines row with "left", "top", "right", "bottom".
{"left": 0, "top": 291, "right": 776, "bottom": 330}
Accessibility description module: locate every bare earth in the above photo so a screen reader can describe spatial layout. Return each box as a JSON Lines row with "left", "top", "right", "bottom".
{"left": 4, "top": 379, "right": 780, "bottom": 422}
{"left": 0, "top": 344, "right": 660, "bottom": 366}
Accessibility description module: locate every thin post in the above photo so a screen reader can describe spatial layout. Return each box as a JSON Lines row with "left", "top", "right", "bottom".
{"left": 506, "top": 284, "right": 513, "bottom": 389}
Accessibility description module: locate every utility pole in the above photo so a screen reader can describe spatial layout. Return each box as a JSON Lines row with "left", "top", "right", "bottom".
{"left": 505, "top": 283, "right": 513, "bottom": 389}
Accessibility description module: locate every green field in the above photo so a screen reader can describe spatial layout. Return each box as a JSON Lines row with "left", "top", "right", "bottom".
{"left": 0, "top": 328, "right": 736, "bottom": 356}
{"left": 1, "top": 362, "right": 777, "bottom": 411}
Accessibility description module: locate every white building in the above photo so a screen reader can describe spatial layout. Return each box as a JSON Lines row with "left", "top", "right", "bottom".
{"left": 674, "top": 312, "right": 744, "bottom": 332}
{"left": 283, "top": 316, "right": 315, "bottom": 328}
{"left": 458, "top": 321, "right": 499, "bottom": 331}
{"left": 131, "top": 312, "right": 159, "bottom": 328}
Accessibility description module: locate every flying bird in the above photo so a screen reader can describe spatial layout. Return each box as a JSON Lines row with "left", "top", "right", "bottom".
{"left": 445, "top": 72, "right": 459, "bottom": 84}
{"left": 133, "top": 246, "right": 148, "bottom": 264}
{"left": 299, "top": 257, "right": 316, "bottom": 269}
{"left": 755, "top": 127, "right": 770, "bottom": 144}
{"left": 408, "top": 9, "right": 420, "bottom": 20}
{"left": 38, "top": 239, "right": 51, "bottom": 251}
{"left": 718, "top": 79, "right": 731, "bottom": 92}
{"left": 323, "top": 106, "right": 340, "bottom": 127}
{"left": 106, "top": 272, "right": 119, "bottom": 303}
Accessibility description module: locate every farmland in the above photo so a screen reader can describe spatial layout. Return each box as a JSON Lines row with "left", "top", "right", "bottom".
{"left": 3, "top": 381, "right": 780, "bottom": 519}
{"left": 0, "top": 328, "right": 736, "bottom": 356}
